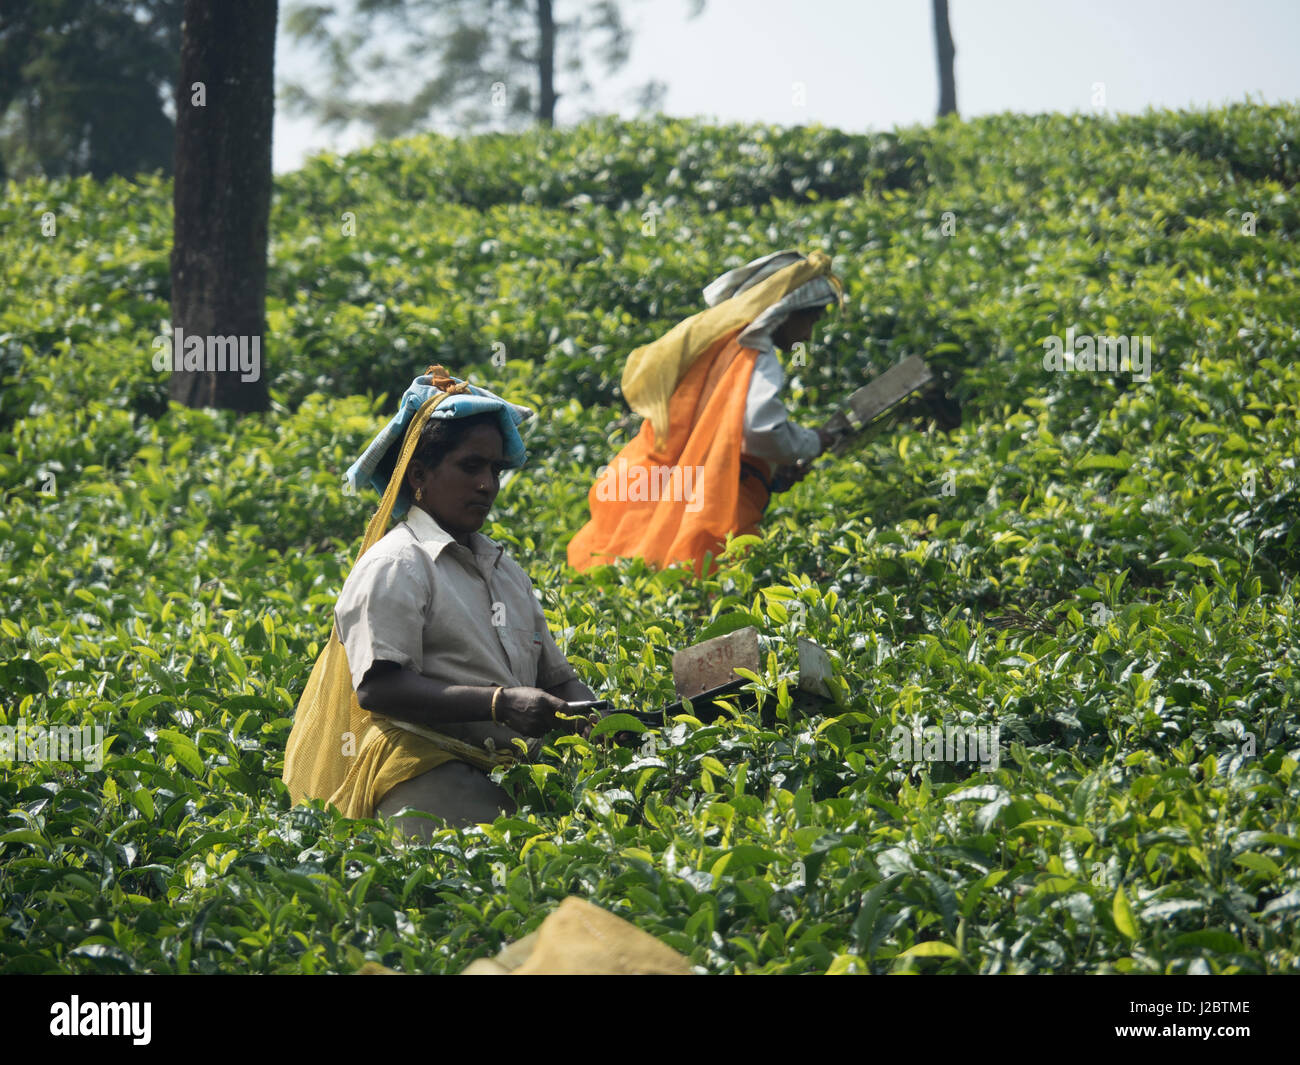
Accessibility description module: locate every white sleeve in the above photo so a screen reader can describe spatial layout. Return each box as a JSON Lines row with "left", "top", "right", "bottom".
{"left": 333, "top": 548, "right": 430, "bottom": 693}
{"left": 742, "top": 346, "right": 821, "bottom": 466}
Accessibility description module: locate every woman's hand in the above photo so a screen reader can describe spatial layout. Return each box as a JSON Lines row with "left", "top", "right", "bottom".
{"left": 815, "top": 427, "right": 840, "bottom": 454}
{"left": 495, "top": 686, "right": 568, "bottom": 737}
{"left": 772, "top": 428, "right": 838, "bottom": 492}
{"left": 772, "top": 460, "right": 814, "bottom": 493}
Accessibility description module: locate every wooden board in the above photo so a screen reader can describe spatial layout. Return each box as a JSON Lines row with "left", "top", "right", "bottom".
{"left": 822, "top": 354, "right": 934, "bottom": 455}
{"left": 671, "top": 626, "right": 761, "bottom": 698}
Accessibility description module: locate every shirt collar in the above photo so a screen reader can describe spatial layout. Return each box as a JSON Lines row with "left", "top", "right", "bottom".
{"left": 403, "top": 504, "right": 504, "bottom": 565}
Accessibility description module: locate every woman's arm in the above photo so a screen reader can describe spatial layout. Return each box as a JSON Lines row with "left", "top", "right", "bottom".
{"left": 358, "top": 661, "right": 567, "bottom": 737}
{"left": 742, "top": 346, "right": 823, "bottom": 467}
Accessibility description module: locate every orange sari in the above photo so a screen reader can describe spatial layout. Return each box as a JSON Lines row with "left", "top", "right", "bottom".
{"left": 567, "top": 329, "right": 769, "bottom": 576}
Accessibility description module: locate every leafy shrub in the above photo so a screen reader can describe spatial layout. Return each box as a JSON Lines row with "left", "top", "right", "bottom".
{"left": 1, "top": 108, "right": 1298, "bottom": 974}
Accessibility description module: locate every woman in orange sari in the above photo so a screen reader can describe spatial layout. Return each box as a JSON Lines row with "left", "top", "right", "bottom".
{"left": 568, "top": 250, "right": 843, "bottom": 575}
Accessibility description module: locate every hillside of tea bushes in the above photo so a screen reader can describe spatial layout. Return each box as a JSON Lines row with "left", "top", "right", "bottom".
{"left": 1, "top": 105, "right": 1298, "bottom": 974}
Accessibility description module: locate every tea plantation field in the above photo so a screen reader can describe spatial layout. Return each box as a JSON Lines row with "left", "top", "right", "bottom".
{"left": 1, "top": 106, "right": 1298, "bottom": 974}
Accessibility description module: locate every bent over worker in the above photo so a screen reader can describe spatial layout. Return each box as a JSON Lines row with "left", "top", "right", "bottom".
{"left": 567, "top": 249, "right": 843, "bottom": 575}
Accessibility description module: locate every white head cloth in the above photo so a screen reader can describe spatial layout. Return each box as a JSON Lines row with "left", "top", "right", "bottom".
{"left": 702, "top": 249, "right": 839, "bottom": 348}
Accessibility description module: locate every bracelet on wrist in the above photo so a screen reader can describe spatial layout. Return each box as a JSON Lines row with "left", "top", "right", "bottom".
{"left": 490, "top": 686, "right": 505, "bottom": 724}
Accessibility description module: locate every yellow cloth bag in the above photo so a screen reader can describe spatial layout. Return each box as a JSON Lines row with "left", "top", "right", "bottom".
{"left": 621, "top": 250, "right": 838, "bottom": 445}
{"left": 282, "top": 391, "right": 514, "bottom": 820}
{"left": 464, "top": 897, "right": 694, "bottom": 975}
{"left": 360, "top": 897, "right": 694, "bottom": 975}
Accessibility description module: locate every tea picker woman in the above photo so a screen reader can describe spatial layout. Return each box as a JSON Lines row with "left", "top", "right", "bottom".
{"left": 282, "top": 366, "right": 597, "bottom": 836}
{"left": 567, "top": 249, "right": 844, "bottom": 575}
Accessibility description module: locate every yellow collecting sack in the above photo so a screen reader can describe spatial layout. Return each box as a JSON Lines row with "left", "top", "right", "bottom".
{"left": 282, "top": 390, "right": 512, "bottom": 820}
{"left": 461, "top": 897, "right": 694, "bottom": 975}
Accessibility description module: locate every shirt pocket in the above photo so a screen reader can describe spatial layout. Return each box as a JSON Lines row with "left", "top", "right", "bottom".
{"left": 499, "top": 624, "right": 544, "bottom": 684}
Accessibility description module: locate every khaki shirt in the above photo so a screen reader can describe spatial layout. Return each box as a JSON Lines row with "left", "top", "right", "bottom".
{"left": 335, "top": 505, "right": 579, "bottom": 750}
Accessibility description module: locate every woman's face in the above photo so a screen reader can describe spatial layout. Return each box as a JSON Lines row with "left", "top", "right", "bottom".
{"left": 773, "top": 305, "right": 827, "bottom": 350}
{"left": 408, "top": 423, "right": 508, "bottom": 544}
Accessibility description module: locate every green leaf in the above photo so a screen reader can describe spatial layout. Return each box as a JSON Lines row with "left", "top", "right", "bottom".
{"left": 131, "top": 788, "right": 155, "bottom": 820}
{"left": 1113, "top": 886, "right": 1139, "bottom": 939}
{"left": 711, "top": 845, "right": 781, "bottom": 877}
{"left": 587, "top": 713, "right": 649, "bottom": 738}
{"left": 156, "top": 728, "right": 205, "bottom": 778}
{"left": 0, "top": 829, "right": 49, "bottom": 848}
{"left": 1077, "top": 453, "right": 1132, "bottom": 471}
{"left": 697, "top": 611, "right": 762, "bottom": 642}
{"left": 699, "top": 756, "right": 727, "bottom": 779}
{"left": 897, "top": 941, "right": 960, "bottom": 959}
{"left": 1171, "top": 930, "right": 1241, "bottom": 954}
{"left": 1233, "top": 852, "right": 1279, "bottom": 878}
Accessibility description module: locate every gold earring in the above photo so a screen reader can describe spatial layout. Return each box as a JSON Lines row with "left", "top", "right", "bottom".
{"left": 415, "top": 488, "right": 423, "bottom": 502}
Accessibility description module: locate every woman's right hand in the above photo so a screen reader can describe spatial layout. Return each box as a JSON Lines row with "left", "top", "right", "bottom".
{"left": 495, "top": 686, "right": 568, "bottom": 737}
{"left": 816, "top": 427, "right": 840, "bottom": 454}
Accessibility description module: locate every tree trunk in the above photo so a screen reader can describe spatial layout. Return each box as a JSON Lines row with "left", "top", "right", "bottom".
{"left": 169, "top": 0, "right": 277, "bottom": 412}
{"left": 933, "top": 0, "right": 957, "bottom": 118}
{"left": 537, "top": 0, "right": 557, "bottom": 126}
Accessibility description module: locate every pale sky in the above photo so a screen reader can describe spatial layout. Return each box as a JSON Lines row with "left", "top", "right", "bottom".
{"left": 272, "top": 0, "right": 1300, "bottom": 174}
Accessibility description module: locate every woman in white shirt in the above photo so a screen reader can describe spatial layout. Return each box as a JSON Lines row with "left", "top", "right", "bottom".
{"left": 310, "top": 369, "right": 598, "bottom": 835}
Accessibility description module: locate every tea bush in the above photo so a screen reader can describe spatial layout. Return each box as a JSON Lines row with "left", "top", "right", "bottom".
{"left": 1, "top": 105, "right": 1297, "bottom": 974}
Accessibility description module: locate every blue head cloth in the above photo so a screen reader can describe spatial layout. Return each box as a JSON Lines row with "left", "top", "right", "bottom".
{"left": 344, "top": 367, "right": 534, "bottom": 518}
